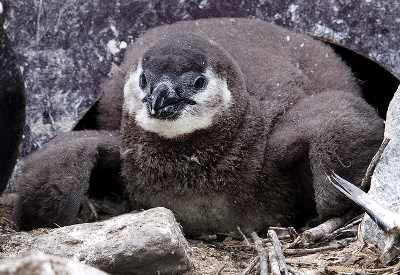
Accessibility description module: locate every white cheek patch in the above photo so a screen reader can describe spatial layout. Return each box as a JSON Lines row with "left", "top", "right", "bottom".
{"left": 123, "top": 63, "right": 146, "bottom": 115}
{"left": 194, "top": 69, "right": 232, "bottom": 108}
{"left": 125, "top": 67, "right": 232, "bottom": 139}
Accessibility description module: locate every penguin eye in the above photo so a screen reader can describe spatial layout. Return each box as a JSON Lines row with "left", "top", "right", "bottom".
{"left": 139, "top": 72, "right": 147, "bottom": 89}
{"left": 193, "top": 76, "right": 207, "bottom": 90}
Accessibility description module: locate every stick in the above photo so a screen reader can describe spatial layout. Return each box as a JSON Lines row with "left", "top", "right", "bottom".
{"left": 250, "top": 231, "right": 269, "bottom": 275}
{"left": 330, "top": 216, "right": 362, "bottom": 236}
{"left": 361, "top": 138, "right": 390, "bottom": 191}
{"left": 320, "top": 216, "right": 362, "bottom": 242}
{"left": 283, "top": 236, "right": 301, "bottom": 250}
{"left": 285, "top": 258, "right": 319, "bottom": 268}
{"left": 287, "top": 265, "right": 305, "bottom": 275}
{"left": 326, "top": 264, "right": 396, "bottom": 274}
{"left": 268, "top": 230, "right": 289, "bottom": 275}
{"left": 242, "top": 256, "right": 259, "bottom": 275}
{"left": 268, "top": 227, "right": 298, "bottom": 242}
{"left": 237, "top": 226, "right": 251, "bottom": 246}
{"left": 284, "top": 239, "right": 350, "bottom": 256}
{"left": 299, "top": 215, "right": 350, "bottom": 245}
{"left": 267, "top": 242, "right": 281, "bottom": 275}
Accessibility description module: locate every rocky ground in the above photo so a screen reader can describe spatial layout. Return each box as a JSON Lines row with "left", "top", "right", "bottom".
{"left": 0, "top": 199, "right": 397, "bottom": 274}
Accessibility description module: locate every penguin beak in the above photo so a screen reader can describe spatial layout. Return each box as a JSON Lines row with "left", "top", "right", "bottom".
{"left": 150, "top": 83, "right": 179, "bottom": 116}
{"left": 144, "top": 82, "right": 196, "bottom": 119}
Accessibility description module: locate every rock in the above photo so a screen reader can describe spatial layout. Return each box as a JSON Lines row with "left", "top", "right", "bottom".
{"left": 0, "top": 1, "right": 25, "bottom": 195}
{"left": 0, "top": 251, "right": 108, "bottom": 275}
{"left": 360, "top": 85, "right": 400, "bottom": 255}
{"left": 0, "top": 207, "right": 194, "bottom": 274}
{"left": 3, "top": 0, "right": 399, "bottom": 158}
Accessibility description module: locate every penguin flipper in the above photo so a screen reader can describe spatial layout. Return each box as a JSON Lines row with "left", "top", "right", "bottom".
{"left": 13, "top": 130, "right": 121, "bottom": 231}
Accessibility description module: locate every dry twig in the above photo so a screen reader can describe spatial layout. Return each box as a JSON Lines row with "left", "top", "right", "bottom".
{"left": 237, "top": 226, "right": 251, "bottom": 246}
{"left": 251, "top": 231, "right": 269, "bottom": 275}
{"left": 326, "top": 264, "right": 397, "bottom": 274}
{"left": 268, "top": 230, "right": 289, "bottom": 275}
{"left": 283, "top": 236, "right": 301, "bottom": 250}
{"left": 267, "top": 242, "right": 281, "bottom": 275}
{"left": 287, "top": 265, "right": 304, "bottom": 275}
{"left": 269, "top": 227, "right": 298, "bottom": 242}
{"left": 361, "top": 137, "right": 390, "bottom": 191}
{"left": 284, "top": 238, "right": 353, "bottom": 256}
{"left": 242, "top": 256, "right": 259, "bottom": 275}
{"left": 320, "top": 216, "right": 362, "bottom": 242}
{"left": 299, "top": 215, "right": 351, "bottom": 246}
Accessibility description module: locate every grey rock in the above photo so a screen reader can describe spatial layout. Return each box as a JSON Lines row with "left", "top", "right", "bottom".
{"left": 0, "top": 0, "right": 25, "bottom": 195}
{"left": 0, "top": 207, "right": 194, "bottom": 274}
{"left": 0, "top": 251, "right": 109, "bottom": 275}
{"left": 360, "top": 85, "right": 400, "bottom": 254}
{"left": 3, "top": 0, "right": 399, "bottom": 157}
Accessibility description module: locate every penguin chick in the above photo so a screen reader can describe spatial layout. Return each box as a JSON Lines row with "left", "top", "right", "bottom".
{"left": 118, "top": 19, "right": 384, "bottom": 235}
{"left": 14, "top": 18, "right": 383, "bottom": 235}
{"left": 0, "top": 1, "right": 26, "bottom": 194}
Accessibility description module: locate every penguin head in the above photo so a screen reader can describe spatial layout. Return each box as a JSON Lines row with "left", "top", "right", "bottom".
{"left": 123, "top": 34, "right": 247, "bottom": 139}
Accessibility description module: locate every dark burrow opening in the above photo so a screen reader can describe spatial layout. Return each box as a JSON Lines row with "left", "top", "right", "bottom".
{"left": 326, "top": 42, "right": 399, "bottom": 119}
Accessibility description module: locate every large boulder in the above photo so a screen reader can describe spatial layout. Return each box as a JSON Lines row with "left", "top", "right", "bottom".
{"left": 0, "top": 1, "right": 25, "bottom": 194}
{"left": 360, "top": 86, "right": 400, "bottom": 260}
{"left": 0, "top": 207, "right": 194, "bottom": 274}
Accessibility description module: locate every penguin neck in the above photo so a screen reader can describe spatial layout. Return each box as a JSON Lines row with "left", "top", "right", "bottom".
{"left": 138, "top": 103, "right": 248, "bottom": 157}
{"left": 127, "top": 97, "right": 273, "bottom": 171}
{"left": 121, "top": 95, "right": 273, "bottom": 198}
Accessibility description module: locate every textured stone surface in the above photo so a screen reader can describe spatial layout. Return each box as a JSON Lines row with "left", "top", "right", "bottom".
{"left": 0, "top": 207, "right": 194, "bottom": 274}
{"left": 0, "top": 251, "right": 109, "bottom": 275}
{"left": 0, "top": 1, "right": 25, "bottom": 195}
{"left": 360, "top": 85, "right": 400, "bottom": 252}
{"left": 3, "top": 0, "right": 399, "bottom": 157}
